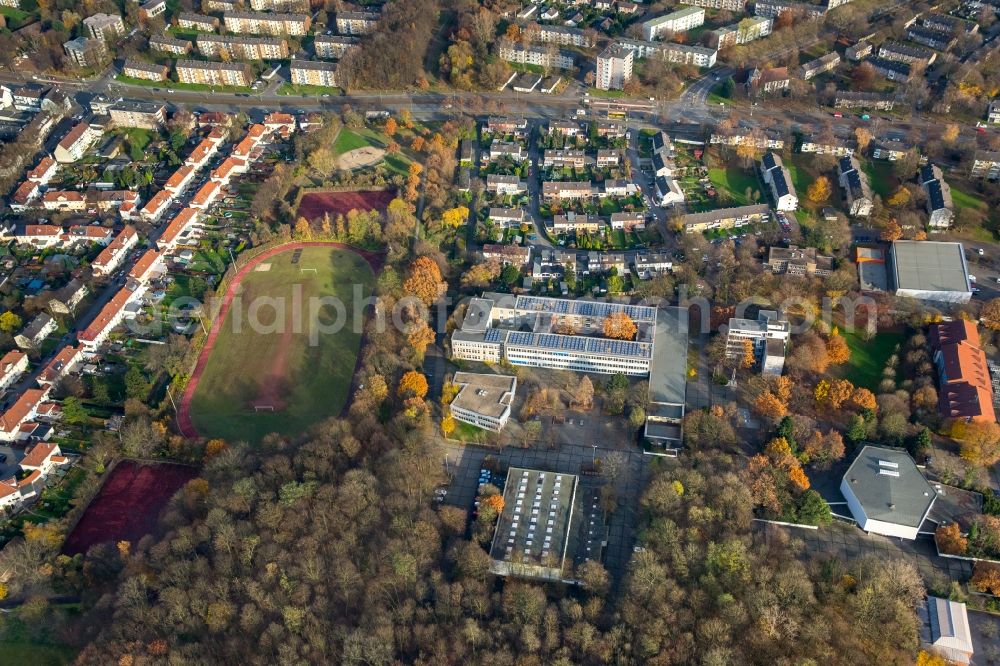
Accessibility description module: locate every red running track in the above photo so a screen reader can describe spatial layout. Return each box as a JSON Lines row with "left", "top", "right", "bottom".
{"left": 176, "top": 242, "right": 383, "bottom": 439}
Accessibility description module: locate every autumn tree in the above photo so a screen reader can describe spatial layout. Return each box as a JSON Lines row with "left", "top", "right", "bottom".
{"left": 935, "top": 523, "right": 968, "bottom": 555}
{"left": 788, "top": 466, "right": 810, "bottom": 493}
{"left": 397, "top": 371, "right": 428, "bottom": 399}
{"left": 739, "top": 339, "right": 755, "bottom": 369}
{"left": 942, "top": 123, "right": 960, "bottom": 144}
{"left": 972, "top": 561, "right": 1000, "bottom": 595}
{"left": 384, "top": 117, "right": 397, "bottom": 136}
{"left": 461, "top": 260, "right": 502, "bottom": 289}
{"left": 572, "top": 376, "right": 594, "bottom": 409}
{"left": 603, "top": 312, "right": 637, "bottom": 340}
{"left": 406, "top": 321, "right": 435, "bottom": 356}
{"left": 982, "top": 298, "right": 1000, "bottom": 330}
{"left": 880, "top": 218, "right": 903, "bottom": 242}
{"left": 807, "top": 176, "right": 832, "bottom": 204}
{"left": 440, "top": 206, "right": 470, "bottom": 229}
{"left": 0, "top": 311, "right": 21, "bottom": 333}
{"left": 441, "top": 415, "right": 456, "bottom": 436}
{"left": 404, "top": 256, "right": 444, "bottom": 305}
{"left": 851, "top": 387, "right": 877, "bottom": 411}
{"left": 854, "top": 126, "right": 872, "bottom": 152}
{"left": 294, "top": 217, "right": 313, "bottom": 240}
{"left": 411, "top": 136, "right": 426, "bottom": 152}
{"left": 826, "top": 330, "right": 851, "bottom": 365}
{"left": 754, "top": 391, "right": 787, "bottom": 421}
{"left": 958, "top": 421, "right": 1000, "bottom": 466}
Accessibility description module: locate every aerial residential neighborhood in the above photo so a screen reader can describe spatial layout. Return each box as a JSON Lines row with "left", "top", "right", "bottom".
{"left": 0, "top": 0, "right": 999, "bottom": 661}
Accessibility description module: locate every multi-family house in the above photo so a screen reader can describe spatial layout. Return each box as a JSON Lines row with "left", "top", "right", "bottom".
{"left": 290, "top": 60, "right": 339, "bottom": 87}
{"left": 970, "top": 150, "right": 1000, "bottom": 181}
{"left": 197, "top": 34, "right": 290, "bottom": 59}
{"left": 314, "top": 34, "right": 359, "bottom": 59}
{"left": 223, "top": 11, "right": 311, "bottom": 36}
{"left": 920, "top": 164, "right": 954, "bottom": 228}
{"left": 642, "top": 7, "right": 705, "bottom": 40}
{"left": 15, "top": 313, "right": 57, "bottom": 349}
{"left": 175, "top": 60, "right": 253, "bottom": 86}
{"left": 765, "top": 245, "right": 833, "bottom": 276}
{"left": 760, "top": 152, "right": 797, "bottom": 211}
{"left": 122, "top": 58, "right": 169, "bottom": 82}
{"left": 837, "top": 155, "right": 874, "bottom": 217}
{"left": 54, "top": 122, "right": 102, "bottom": 163}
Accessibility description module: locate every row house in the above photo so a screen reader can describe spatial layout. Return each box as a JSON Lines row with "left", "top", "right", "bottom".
{"left": 922, "top": 13, "right": 977, "bottom": 35}
{"left": 92, "top": 225, "right": 139, "bottom": 276}
{"left": 489, "top": 141, "right": 527, "bottom": 162}
{"left": 290, "top": 60, "right": 340, "bottom": 88}
{"left": 26, "top": 156, "right": 58, "bottom": 186}
{"left": 263, "top": 112, "right": 297, "bottom": 139}
{"left": 158, "top": 207, "right": 201, "bottom": 250}
{"left": 484, "top": 116, "right": 529, "bottom": 137}
{"left": 482, "top": 244, "right": 532, "bottom": 268}
{"left": 610, "top": 212, "right": 645, "bottom": 231}
{"left": 596, "top": 149, "right": 620, "bottom": 168}
{"left": 551, "top": 212, "right": 603, "bottom": 234}
{"left": 15, "top": 313, "right": 57, "bottom": 350}
{"left": 164, "top": 165, "right": 196, "bottom": 195}
{"left": 223, "top": 11, "right": 311, "bottom": 36}
{"left": 871, "top": 137, "right": 921, "bottom": 161}
{"left": 906, "top": 25, "right": 956, "bottom": 51}
{"left": 681, "top": 204, "right": 771, "bottom": 232}
{"left": 710, "top": 131, "right": 784, "bottom": 150}
{"left": 800, "top": 136, "right": 854, "bottom": 157}
{"left": 633, "top": 252, "right": 673, "bottom": 279}
{"left": 15, "top": 225, "right": 63, "bottom": 248}
{"left": 78, "top": 285, "right": 137, "bottom": 351}
{"left": 548, "top": 120, "right": 582, "bottom": 137}
{"left": 37, "top": 344, "right": 84, "bottom": 387}
{"left": 141, "top": 190, "right": 174, "bottom": 222}
{"left": 190, "top": 180, "right": 223, "bottom": 210}
{"left": 543, "top": 149, "right": 585, "bottom": 169}
{"left": 185, "top": 137, "right": 222, "bottom": 170}
{"left": 197, "top": 35, "right": 290, "bottom": 60}
{"left": 41, "top": 191, "right": 86, "bottom": 211}
{"left": 837, "top": 156, "right": 874, "bottom": 218}
{"left": 878, "top": 40, "right": 937, "bottom": 67}
{"left": 931, "top": 320, "right": 995, "bottom": 423}
{"left": 601, "top": 179, "right": 638, "bottom": 197}
{"left": 486, "top": 174, "right": 526, "bottom": 195}
{"left": 67, "top": 224, "right": 115, "bottom": 245}
{"left": 542, "top": 181, "right": 593, "bottom": 201}
{"left": 93, "top": 190, "right": 140, "bottom": 213}
{"left": 920, "top": 163, "right": 954, "bottom": 229}
{"left": 128, "top": 249, "right": 166, "bottom": 284}
{"left": 314, "top": 34, "right": 359, "bottom": 59}
{"left": 800, "top": 52, "right": 840, "bottom": 80}
{"left": 0, "top": 351, "right": 27, "bottom": 392}
{"left": 54, "top": 122, "right": 102, "bottom": 163}
{"left": 761, "top": 152, "right": 797, "bottom": 211}
{"left": 846, "top": 41, "right": 873, "bottom": 61}
{"left": 0, "top": 443, "right": 70, "bottom": 509}
{"left": 211, "top": 156, "right": 248, "bottom": 185}
{"left": 487, "top": 208, "right": 525, "bottom": 227}
{"left": 867, "top": 56, "right": 911, "bottom": 81}
{"left": 0, "top": 388, "right": 50, "bottom": 442}
{"left": 10, "top": 182, "right": 41, "bottom": 211}
{"left": 595, "top": 121, "right": 626, "bottom": 138}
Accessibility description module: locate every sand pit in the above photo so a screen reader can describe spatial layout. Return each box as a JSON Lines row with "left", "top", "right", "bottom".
{"left": 336, "top": 146, "right": 385, "bottom": 170}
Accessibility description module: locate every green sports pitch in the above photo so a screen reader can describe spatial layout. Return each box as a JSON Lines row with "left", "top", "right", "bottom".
{"left": 187, "top": 246, "right": 375, "bottom": 443}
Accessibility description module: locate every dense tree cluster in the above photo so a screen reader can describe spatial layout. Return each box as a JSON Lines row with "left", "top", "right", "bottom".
{"left": 340, "top": 0, "right": 441, "bottom": 89}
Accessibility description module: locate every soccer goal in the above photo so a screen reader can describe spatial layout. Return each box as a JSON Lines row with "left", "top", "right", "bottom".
{"left": 254, "top": 405, "right": 275, "bottom": 412}
{"left": 300, "top": 267, "right": 318, "bottom": 274}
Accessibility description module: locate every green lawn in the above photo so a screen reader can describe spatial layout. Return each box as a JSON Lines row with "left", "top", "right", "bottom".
{"left": 333, "top": 127, "right": 379, "bottom": 155}
{"left": 0, "top": 642, "right": 76, "bottom": 665}
{"left": 277, "top": 83, "right": 343, "bottom": 96}
{"left": 786, "top": 156, "right": 814, "bottom": 198}
{"left": 451, "top": 419, "right": 491, "bottom": 444}
{"left": 188, "top": 246, "right": 375, "bottom": 442}
{"left": 115, "top": 74, "right": 250, "bottom": 93}
{"left": 838, "top": 328, "right": 905, "bottom": 391}
{"left": 950, "top": 186, "right": 987, "bottom": 212}
{"left": 863, "top": 160, "right": 896, "bottom": 199}
{"left": 0, "top": 5, "right": 32, "bottom": 28}
{"left": 707, "top": 166, "right": 760, "bottom": 205}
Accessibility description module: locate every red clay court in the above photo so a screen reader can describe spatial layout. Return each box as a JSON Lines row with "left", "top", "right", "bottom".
{"left": 63, "top": 461, "right": 197, "bottom": 556}
{"left": 297, "top": 189, "right": 396, "bottom": 221}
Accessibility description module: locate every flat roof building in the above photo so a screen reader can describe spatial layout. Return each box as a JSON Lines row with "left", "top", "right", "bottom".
{"left": 919, "top": 597, "right": 974, "bottom": 665}
{"left": 489, "top": 468, "right": 579, "bottom": 581}
{"left": 449, "top": 372, "right": 517, "bottom": 432}
{"left": 890, "top": 240, "right": 971, "bottom": 303}
{"left": 840, "top": 445, "right": 937, "bottom": 540}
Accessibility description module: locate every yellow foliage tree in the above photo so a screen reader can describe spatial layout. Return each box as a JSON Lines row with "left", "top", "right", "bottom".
{"left": 397, "top": 371, "right": 428, "bottom": 399}
{"left": 294, "top": 217, "right": 313, "bottom": 240}
{"left": 814, "top": 380, "right": 830, "bottom": 403}
{"left": 740, "top": 339, "right": 755, "bottom": 369}
{"left": 807, "top": 176, "right": 831, "bottom": 204}
{"left": 788, "top": 465, "right": 810, "bottom": 493}
{"left": 406, "top": 321, "right": 435, "bottom": 356}
{"left": 204, "top": 439, "right": 227, "bottom": 459}
{"left": 441, "top": 416, "right": 456, "bottom": 436}
{"left": 880, "top": 218, "right": 903, "bottom": 241}
{"left": 603, "top": 312, "right": 638, "bottom": 340}
{"left": 772, "top": 375, "right": 792, "bottom": 403}
{"left": 384, "top": 117, "right": 397, "bottom": 136}
{"left": 886, "top": 188, "right": 911, "bottom": 207}
{"left": 440, "top": 206, "right": 470, "bottom": 229}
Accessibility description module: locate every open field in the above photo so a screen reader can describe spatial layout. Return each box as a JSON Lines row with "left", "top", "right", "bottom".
{"left": 297, "top": 189, "right": 396, "bottom": 220}
{"left": 183, "top": 245, "right": 376, "bottom": 442}
{"left": 63, "top": 461, "right": 197, "bottom": 556}
{"left": 837, "top": 328, "right": 905, "bottom": 391}
{"left": 707, "top": 166, "right": 759, "bottom": 205}
{"left": 0, "top": 642, "right": 76, "bottom": 665}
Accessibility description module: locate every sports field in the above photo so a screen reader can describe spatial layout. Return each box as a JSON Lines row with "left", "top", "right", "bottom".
{"left": 184, "top": 245, "right": 375, "bottom": 442}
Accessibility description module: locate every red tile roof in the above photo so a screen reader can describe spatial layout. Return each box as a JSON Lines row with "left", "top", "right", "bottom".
{"left": 931, "top": 321, "right": 997, "bottom": 423}
{"left": 129, "top": 248, "right": 163, "bottom": 281}
{"left": 190, "top": 180, "right": 220, "bottom": 207}
{"left": 79, "top": 286, "right": 132, "bottom": 343}
{"left": 0, "top": 350, "right": 26, "bottom": 377}
{"left": 23, "top": 224, "right": 61, "bottom": 237}
{"left": 141, "top": 190, "right": 173, "bottom": 217}
{"left": 57, "top": 122, "right": 90, "bottom": 151}
{"left": 38, "top": 345, "right": 82, "bottom": 384}
{"left": 0, "top": 389, "right": 46, "bottom": 434}
{"left": 27, "top": 156, "right": 56, "bottom": 181}
{"left": 12, "top": 181, "right": 39, "bottom": 204}
{"left": 42, "top": 191, "right": 84, "bottom": 203}
{"left": 164, "top": 165, "right": 194, "bottom": 191}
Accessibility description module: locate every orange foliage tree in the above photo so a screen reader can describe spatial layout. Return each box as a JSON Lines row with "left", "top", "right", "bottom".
{"left": 483, "top": 494, "right": 505, "bottom": 513}
{"left": 827, "top": 379, "right": 854, "bottom": 409}
{"left": 826, "top": 331, "right": 851, "bottom": 365}
{"left": 935, "top": 523, "right": 968, "bottom": 555}
{"left": 404, "top": 256, "right": 444, "bottom": 306}
{"left": 603, "top": 312, "right": 638, "bottom": 340}
{"left": 971, "top": 561, "right": 1000, "bottom": 595}
{"left": 788, "top": 466, "right": 810, "bottom": 493}
{"left": 406, "top": 321, "right": 435, "bottom": 356}
{"left": 851, "top": 387, "right": 877, "bottom": 411}
{"left": 753, "top": 391, "right": 787, "bottom": 421}
{"left": 397, "top": 371, "right": 428, "bottom": 399}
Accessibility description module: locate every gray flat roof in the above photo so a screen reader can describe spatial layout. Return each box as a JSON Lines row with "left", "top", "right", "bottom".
{"left": 462, "top": 297, "right": 495, "bottom": 333}
{"left": 891, "top": 241, "right": 970, "bottom": 294}
{"left": 648, "top": 306, "right": 688, "bottom": 407}
{"left": 843, "top": 445, "right": 936, "bottom": 529}
{"left": 451, "top": 372, "right": 515, "bottom": 419}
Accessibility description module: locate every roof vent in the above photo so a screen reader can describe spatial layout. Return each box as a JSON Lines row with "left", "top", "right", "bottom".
{"left": 878, "top": 469, "right": 900, "bottom": 477}
{"left": 878, "top": 460, "right": 899, "bottom": 469}
{"left": 888, "top": 503, "right": 896, "bottom": 510}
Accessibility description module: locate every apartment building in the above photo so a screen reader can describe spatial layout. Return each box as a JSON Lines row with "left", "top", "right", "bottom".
{"left": 710, "top": 16, "right": 772, "bottom": 48}
{"left": 204, "top": 0, "right": 239, "bottom": 10}
{"left": 15, "top": 313, "right": 57, "bottom": 349}
{"left": 760, "top": 152, "right": 797, "bottom": 211}
{"left": 837, "top": 155, "right": 874, "bottom": 217}
{"left": 335, "top": 10, "right": 379, "bottom": 35}
{"left": 63, "top": 37, "right": 107, "bottom": 68}
{"left": 449, "top": 373, "right": 517, "bottom": 432}
{"left": 596, "top": 44, "right": 633, "bottom": 91}
{"left": 681, "top": 204, "right": 771, "bottom": 232}
{"left": 314, "top": 34, "right": 359, "bottom": 59}
{"left": 122, "top": 58, "right": 169, "bottom": 82}
{"left": 681, "top": 0, "right": 744, "bottom": 10}
{"left": 642, "top": 7, "right": 705, "bottom": 40}
{"left": 906, "top": 25, "right": 956, "bottom": 51}
{"left": 498, "top": 42, "right": 575, "bottom": 70}
{"left": 930, "top": 320, "right": 995, "bottom": 423}
{"left": 987, "top": 99, "right": 1000, "bottom": 124}
{"left": 800, "top": 136, "right": 854, "bottom": 157}
{"left": 754, "top": 0, "right": 826, "bottom": 19}
{"left": 920, "top": 164, "right": 954, "bottom": 228}
{"left": 868, "top": 56, "right": 912, "bottom": 80}
{"left": 197, "top": 34, "right": 289, "bottom": 60}
{"left": 923, "top": 13, "right": 977, "bottom": 35}
{"left": 530, "top": 25, "right": 595, "bottom": 48}
{"left": 54, "top": 122, "right": 102, "bottom": 163}
{"left": 83, "top": 13, "right": 125, "bottom": 41}
{"left": 800, "top": 52, "right": 840, "bottom": 79}
{"left": 710, "top": 131, "right": 784, "bottom": 150}
{"left": 747, "top": 66, "right": 790, "bottom": 94}
{"left": 149, "top": 34, "right": 193, "bottom": 54}
{"left": 177, "top": 12, "right": 220, "bottom": 31}
{"left": 725, "top": 310, "right": 790, "bottom": 375}
{"left": 290, "top": 60, "right": 340, "bottom": 88}
{"left": 109, "top": 101, "right": 166, "bottom": 130}
{"left": 176, "top": 60, "right": 253, "bottom": 86}
{"left": 878, "top": 40, "right": 937, "bottom": 67}
{"left": 223, "top": 11, "right": 310, "bottom": 36}
{"left": 250, "top": 0, "right": 308, "bottom": 10}
{"left": 970, "top": 151, "right": 1000, "bottom": 181}
{"left": 846, "top": 41, "right": 873, "bottom": 61}
{"left": 618, "top": 39, "right": 718, "bottom": 68}
{"left": 834, "top": 91, "right": 896, "bottom": 110}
